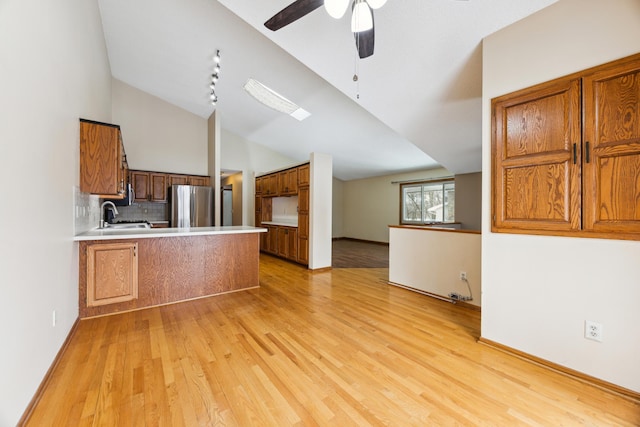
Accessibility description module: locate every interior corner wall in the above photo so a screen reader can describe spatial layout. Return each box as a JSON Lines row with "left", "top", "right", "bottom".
{"left": 341, "top": 167, "right": 451, "bottom": 243}
{"left": 112, "top": 78, "right": 208, "bottom": 175}
{"left": 222, "top": 172, "right": 243, "bottom": 226}
{"left": 208, "top": 111, "right": 221, "bottom": 225}
{"left": 219, "top": 129, "right": 298, "bottom": 226}
{"left": 454, "top": 172, "right": 481, "bottom": 231}
{"left": 332, "top": 178, "right": 345, "bottom": 238}
{"left": 0, "top": 0, "right": 112, "bottom": 424}
{"left": 482, "top": 0, "right": 640, "bottom": 392}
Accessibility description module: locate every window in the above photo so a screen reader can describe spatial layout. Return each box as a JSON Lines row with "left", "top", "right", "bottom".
{"left": 400, "top": 180, "right": 455, "bottom": 224}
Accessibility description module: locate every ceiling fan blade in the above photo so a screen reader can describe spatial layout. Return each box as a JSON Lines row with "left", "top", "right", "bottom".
{"left": 264, "top": 0, "right": 325, "bottom": 31}
{"left": 354, "top": 13, "right": 375, "bottom": 58}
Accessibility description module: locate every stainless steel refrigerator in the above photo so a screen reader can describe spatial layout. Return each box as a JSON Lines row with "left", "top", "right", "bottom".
{"left": 171, "top": 185, "right": 213, "bottom": 227}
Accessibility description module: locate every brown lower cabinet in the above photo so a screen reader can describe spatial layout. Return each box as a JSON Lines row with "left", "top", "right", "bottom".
{"left": 86, "top": 242, "right": 138, "bottom": 307}
{"left": 277, "top": 227, "right": 298, "bottom": 260}
{"left": 260, "top": 224, "right": 305, "bottom": 265}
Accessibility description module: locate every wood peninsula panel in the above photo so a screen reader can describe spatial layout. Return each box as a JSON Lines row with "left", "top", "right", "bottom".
{"left": 79, "top": 233, "right": 259, "bottom": 318}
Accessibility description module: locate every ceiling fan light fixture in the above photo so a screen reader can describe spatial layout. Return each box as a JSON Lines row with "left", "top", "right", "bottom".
{"left": 351, "top": 0, "right": 373, "bottom": 33}
{"left": 365, "top": 0, "right": 387, "bottom": 9}
{"left": 324, "top": 0, "right": 349, "bottom": 19}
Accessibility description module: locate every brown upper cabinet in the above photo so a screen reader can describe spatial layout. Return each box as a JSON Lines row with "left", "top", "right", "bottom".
{"left": 492, "top": 53, "right": 640, "bottom": 240}
{"left": 168, "top": 173, "right": 210, "bottom": 187}
{"left": 298, "top": 164, "right": 310, "bottom": 186}
{"left": 258, "top": 164, "right": 307, "bottom": 198}
{"left": 80, "top": 119, "right": 128, "bottom": 197}
{"left": 189, "top": 175, "right": 210, "bottom": 186}
{"left": 278, "top": 168, "right": 298, "bottom": 195}
{"left": 129, "top": 171, "right": 210, "bottom": 203}
{"left": 130, "top": 170, "right": 168, "bottom": 203}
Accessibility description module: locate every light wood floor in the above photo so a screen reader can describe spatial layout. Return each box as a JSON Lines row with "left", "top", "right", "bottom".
{"left": 26, "top": 256, "right": 639, "bottom": 426}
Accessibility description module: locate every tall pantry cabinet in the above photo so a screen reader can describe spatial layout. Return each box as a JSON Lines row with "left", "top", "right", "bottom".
{"left": 491, "top": 53, "right": 640, "bottom": 240}
{"left": 255, "top": 163, "right": 310, "bottom": 265}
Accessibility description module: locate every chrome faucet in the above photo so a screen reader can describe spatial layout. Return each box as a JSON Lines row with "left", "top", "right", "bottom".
{"left": 100, "top": 201, "right": 119, "bottom": 229}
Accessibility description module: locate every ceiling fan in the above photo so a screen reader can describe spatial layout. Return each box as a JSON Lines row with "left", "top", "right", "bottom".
{"left": 264, "top": 0, "right": 388, "bottom": 59}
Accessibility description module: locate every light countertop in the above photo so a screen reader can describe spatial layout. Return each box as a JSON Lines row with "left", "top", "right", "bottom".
{"left": 74, "top": 226, "right": 267, "bottom": 241}
{"left": 261, "top": 221, "right": 298, "bottom": 227}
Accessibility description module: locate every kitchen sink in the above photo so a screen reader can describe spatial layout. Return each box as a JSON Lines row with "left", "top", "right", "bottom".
{"left": 102, "top": 222, "right": 151, "bottom": 230}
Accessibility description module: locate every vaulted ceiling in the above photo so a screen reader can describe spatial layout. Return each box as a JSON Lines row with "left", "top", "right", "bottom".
{"left": 98, "top": 0, "right": 557, "bottom": 180}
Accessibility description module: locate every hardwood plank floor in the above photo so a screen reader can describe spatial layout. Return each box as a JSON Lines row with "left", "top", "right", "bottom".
{"left": 25, "top": 255, "right": 639, "bottom": 426}
{"left": 332, "top": 239, "right": 389, "bottom": 268}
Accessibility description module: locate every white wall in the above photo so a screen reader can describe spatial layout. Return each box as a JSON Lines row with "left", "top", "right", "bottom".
{"left": 309, "top": 153, "right": 333, "bottom": 269}
{"left": 342, "top": 168, "right": 451, "bottom": 243}
{"left": 332, "top": 178, "right": 345, "bottom": 238}
{"left": 112, "top": 78, "right": 208, "bottom": 175}
{"left": 454, "top": 172, "right": 481, "bottom": 231}
{"left": 0, "top": 0, "right": 112, "bottom": 424}
{"left": 389, "top": 228, "right": 481, "bottom": 308}
{"left": 220, "top": 128, "right": 298, "bottom": 225}
{"left": 222, "top": 172, "right": 244, "bottom": 226}
{"left": 482, "top": 0, "right": 640, "bottom": 392}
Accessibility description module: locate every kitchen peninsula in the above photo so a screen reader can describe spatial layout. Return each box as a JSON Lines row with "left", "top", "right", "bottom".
{"left": 75, "top": 226, "right": 265, "bottom": 318}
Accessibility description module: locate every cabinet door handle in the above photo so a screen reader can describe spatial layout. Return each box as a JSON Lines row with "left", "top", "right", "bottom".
{"left": 585, "top": 141, "right": 590, "bottom": 163}
{"left": 573, "top": 143, "right": 577, "bottom": 164}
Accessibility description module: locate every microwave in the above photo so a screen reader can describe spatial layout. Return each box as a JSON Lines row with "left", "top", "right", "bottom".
{"left": 104, "top": 183, "right": 134, "bottom": 206}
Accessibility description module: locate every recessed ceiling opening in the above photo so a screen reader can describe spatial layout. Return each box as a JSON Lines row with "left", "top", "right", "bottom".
{"left": 243, "top": 78, "right": 310, "bottom": 121}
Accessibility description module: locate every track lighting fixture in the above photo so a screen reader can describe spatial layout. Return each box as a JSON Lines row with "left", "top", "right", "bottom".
{"left": 209, "top": 50, "right": 221, "bottom": 106}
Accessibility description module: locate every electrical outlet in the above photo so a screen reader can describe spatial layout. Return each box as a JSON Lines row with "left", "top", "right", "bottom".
{"left": 52, "top": 310, "right": 57, "bottom": 327}
{"left": 585, "top": 320, "right": 603, "bottom": 342}
{"left": 459, "top": 271, "right": 467, "bottom": 281}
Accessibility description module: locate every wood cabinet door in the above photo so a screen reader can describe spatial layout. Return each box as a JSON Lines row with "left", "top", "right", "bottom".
{"left": 150, "top": 173, "right": 168, "bottom": 202}
{"left": 261, "top": 197, "right": 272, "bottom": 222}
{"left": 80, "top": 121, "right": 123, "bottom": 196}
{"left": 298, "top": 164, "right": 310, "bottom": 186}
{"left": 298, "top": 212, "right": 309, "bottom": 239}
{"left": 130, "top": 170, "right": 150, "bottom": 202}
{"left": 287, "top": 228, "right": 298, "bottom": 261}
{"left": 297, "top": 237, "right": 309, "bottom": 264}
{"left": 189, "top": 176, "right": 210, "bottom": 186}
{"left": 277, "top": 227, "right": 288, "bottom": 257}
{"left": 169, "top": 174, "right": 189, "bottom": 187}
{"left": 256, "top": 176, "right": 265, "bottom": 194}
{"left": 492, "top": 77, "right": 581, "bottom": 232}
{"left": 267, "top": 226, "right": 278, "bottom": 254}
{"left": 278, "top": 171, "right": 289, "bottom": 194}
{"left": 86, "top": 242, "right": 138, "bottom": 307}
{"left": 266, "top": 174, "right": 278, "bottom": 196}
{"left": 582, "top": 56, "right": 640, "bottom": 234}
{"left": 287, "top": 169, "right": 298, "bottom": 194}
{"left": 298, "top": 186, "right": 310, "bottom": 213}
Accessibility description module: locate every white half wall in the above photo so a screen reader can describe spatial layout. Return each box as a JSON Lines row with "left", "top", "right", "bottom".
{"left": 482, "top": 0, "right": 640, "bottom": 392}
{"left": 390, "top": 228, "right": 481, "bottom": 308}
{"left": 0, "top": 0, "right": 112, "bottom": 424}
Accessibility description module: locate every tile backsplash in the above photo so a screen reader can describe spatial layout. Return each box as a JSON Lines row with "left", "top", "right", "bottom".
{"left": 116, "top": 202, "right": 170, "bottom": 222}
{"left": 73, "top": 186, "right": 100, "bottom": 234}
{"left": 73, "top": 186, "right": 170, "bottom": 234}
